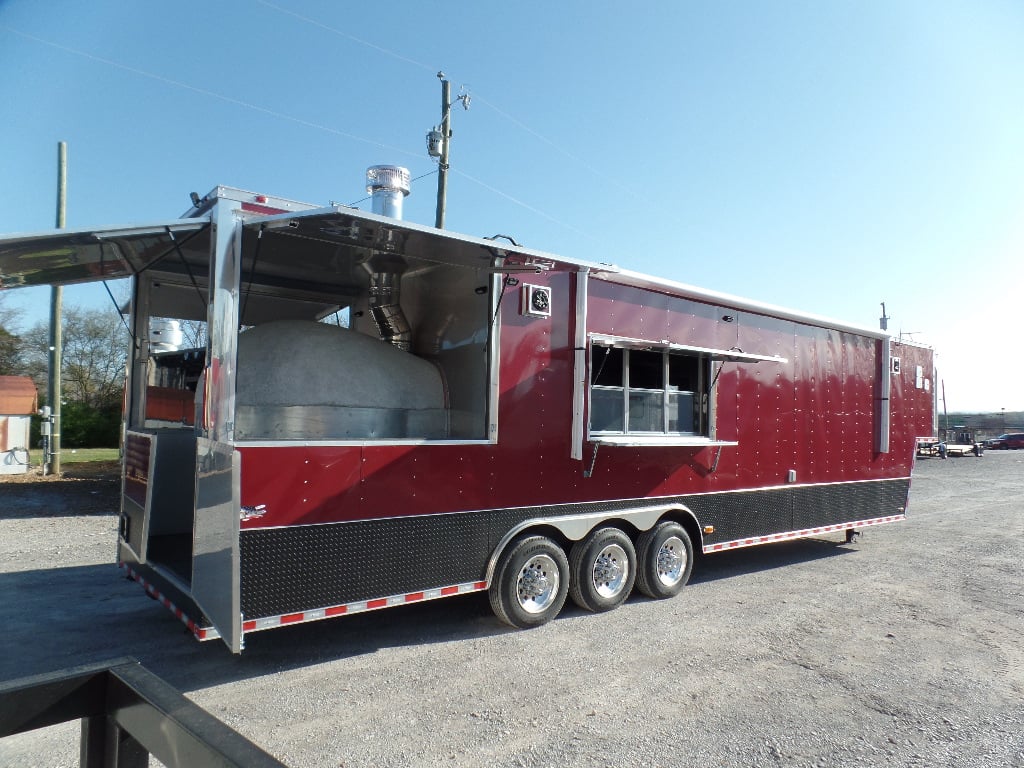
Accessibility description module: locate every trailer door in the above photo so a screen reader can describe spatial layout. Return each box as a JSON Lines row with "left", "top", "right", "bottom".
{"left": 189, "top": 204, "right": 244, "bottom": 652}
{"left": 193, "top": 437, "right": 242, "bottom": 652}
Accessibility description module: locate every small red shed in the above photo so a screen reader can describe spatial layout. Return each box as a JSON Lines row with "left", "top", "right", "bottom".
{"left": 0, "top": 376, "right": 38, "bottom": 474}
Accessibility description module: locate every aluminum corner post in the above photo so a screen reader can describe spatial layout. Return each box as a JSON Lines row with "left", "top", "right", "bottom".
{"left": 570, "top": 269, "right": 589, "bottom": 461}
{"left": 877, "top": 338, "right": 892, "bottom": 454}
{"left": 192, "top": 202, "right": 243, "bottom": 653}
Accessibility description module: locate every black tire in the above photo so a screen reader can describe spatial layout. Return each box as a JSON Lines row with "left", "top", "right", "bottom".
{"left": 635, "top": 521, "right": 694, "bottom": 599}
{"left": 489, "top": 535, "right": 569, "bottom": 628}
{"left": 568, "top": 527, "right": 637, "bottom": 613}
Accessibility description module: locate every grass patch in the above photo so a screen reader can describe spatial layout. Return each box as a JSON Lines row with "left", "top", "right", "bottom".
{"left": 59, "top": 447, "right": 121, "bottom": 464}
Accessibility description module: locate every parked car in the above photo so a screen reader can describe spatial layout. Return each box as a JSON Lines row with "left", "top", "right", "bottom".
{"left": 986, "top": 433, "right": 1024, "bottom": 450}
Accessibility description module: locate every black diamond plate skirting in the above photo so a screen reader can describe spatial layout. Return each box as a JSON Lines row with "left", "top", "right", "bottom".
{"left": 239, "top": 477, "right": 910, "bottom": 620}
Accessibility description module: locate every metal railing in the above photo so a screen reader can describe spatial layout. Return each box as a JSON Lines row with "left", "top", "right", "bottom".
{"left": 0, "top": 657, "right": 289, "bottom": 767}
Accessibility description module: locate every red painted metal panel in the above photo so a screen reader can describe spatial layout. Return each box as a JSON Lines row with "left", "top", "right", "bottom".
{"left": 237, "top": 445, "right": 362, "bottom": 528}
{"left": 888, "top": 341, "right": 936, "bottom": 455}
{"left": 587, "top": 278, "right": 738, "bottom": 351}
{"left": 734, "top": 313, "right": 795, "bottom": 485}
{"left": 145, "top": 386, "right": 194, "bottom": 425}
{"left": 123, "top": 432, "right": 152, "bottom": 508}
{"left": 235, "top": 273, "right": 930, "bottom": 530}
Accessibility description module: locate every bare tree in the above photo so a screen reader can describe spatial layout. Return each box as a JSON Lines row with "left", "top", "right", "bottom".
{"left": 178, "top": 318, "right": 207, "bottom": 349}
{"left": 0, "top": 294, "right": 25, "bottom": 375}
{"left": 23, "top": 306, "right": 128, "bottom": 409}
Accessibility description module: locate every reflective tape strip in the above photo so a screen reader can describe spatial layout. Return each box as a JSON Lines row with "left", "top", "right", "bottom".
{"left": 703, "top": 515, "right": 905, "bottom": 553}
{"left": 120, "top": 563, "right": 215, "bottom": 641}
{"left": 123, "top": 563, "right": 488, "bottom": 642}
{"left": 240, "top": 581, "right": 489, "bottom": 635}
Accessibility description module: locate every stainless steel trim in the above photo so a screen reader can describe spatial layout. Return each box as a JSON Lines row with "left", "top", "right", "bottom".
{"left": 192, "top": 438, "right": 243, "bottom": 653}
{"left": 488, "top": 272, "right": 501, "bottom": 443}
{"left": 234, "top": 404, "right": 448, "bottom": 441}
{"left": 0, "top": 218, "right": 207, "bottom": 243}
{"left": 126, "top": 275, "right": 150, "bottom": 429}
{"left": 878, "top": 339, "right": 892, "bottom": 453}
{"left": 570, "top": 269, "right": 589, "bottom": 461}
{"left": 207, "top": 203, "right": 241, "bottom": 444}
{"left": 589, "top": 436, "right": 739, "bottom": 448}
{"left": 235, "top": 438, "right": 495, "bottom": 448}
{"left": 591, "top": 271, "right": 895, "bottom": 342}
{"left": 189, "top": 199, "right": 244, "bottom": 653}
{"left": 589, "top": 333, "right": 788, "bottom": 364}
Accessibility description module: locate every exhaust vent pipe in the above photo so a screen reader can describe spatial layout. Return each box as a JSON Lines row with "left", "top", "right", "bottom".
{"left": 366, "top": 165, "right": 411, "bottom": 220}
{"left": 149, "top": 319, "right": 183, "bottom": 353}
{"left": 362, "top": 165, "right": 412, "bottom": 350}
{"left": 366, "top": 256, "right": 411, "bottom": 351}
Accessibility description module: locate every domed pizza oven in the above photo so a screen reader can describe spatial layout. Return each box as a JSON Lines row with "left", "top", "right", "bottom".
{"left": 234, "top": 320, "right": 447, "bottom": 440}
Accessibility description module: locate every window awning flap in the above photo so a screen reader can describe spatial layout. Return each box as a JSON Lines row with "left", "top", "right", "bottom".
{"left": 0, "top": 219, "right": 209, "bottom": 290}
{"left": 589, "top": 334, "right": 788, "bottom": 364}
{"left": 590, "top": 435, "right": 738, "bottom": 448}
{"left": 241, "top": 208, "right": 563, "bottom": 274}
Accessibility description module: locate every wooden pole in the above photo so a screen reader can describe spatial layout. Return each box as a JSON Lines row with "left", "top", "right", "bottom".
{"left": 46, "top": 141, "right": 66, "bottom": 475}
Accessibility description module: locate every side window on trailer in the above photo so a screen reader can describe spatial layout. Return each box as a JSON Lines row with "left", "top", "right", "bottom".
{"left": 589, "top": 344, "right": 710, "bottom": 436}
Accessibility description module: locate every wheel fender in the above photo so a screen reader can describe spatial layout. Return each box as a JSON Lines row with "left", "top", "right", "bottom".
{"left": 484, "top": 503, "right": 702, "bottom": 586}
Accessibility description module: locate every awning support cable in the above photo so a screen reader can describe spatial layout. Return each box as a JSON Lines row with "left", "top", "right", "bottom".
{"left": 98, "top": 242, "right": 136, "bottom": 346}
{"left": 240, "top": 224, "right": 265, "bottom": 328}
{"left": 583, "top": 442, "right": 600, "bottom": 478}
{"left": 165, "top": 227, "right": 206, "bottom": 314}
{"left": 133, "top": 222, "right": 208, "bottom": 276}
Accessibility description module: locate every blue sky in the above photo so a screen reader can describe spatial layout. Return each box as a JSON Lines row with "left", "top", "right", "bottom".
{"left": 1, "top": 1, "right": 1021, "bottom": 412}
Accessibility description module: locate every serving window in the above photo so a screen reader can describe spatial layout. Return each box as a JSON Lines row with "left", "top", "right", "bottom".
{"left": 590, "top": 344, "right": 711, "bottom": 438}
{"left": 579, "top": 333, "right": 786, "bottom": 450}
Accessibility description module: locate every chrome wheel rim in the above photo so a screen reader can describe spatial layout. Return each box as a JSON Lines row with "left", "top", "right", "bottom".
{"left": 592, "top": 543, "right": 630, "bottom": 598}
{"left": 517, "top": 554, "right": 560, "bottom": 614}
{"left": 656, "top": 536, "right": 686, "bottom": 587}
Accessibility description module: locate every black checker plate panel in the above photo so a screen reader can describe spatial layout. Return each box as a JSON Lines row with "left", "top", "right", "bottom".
{"left": 240, "top": 478, "right": 910, "bottom": 619}
{"left": 792, "top": 479, "right": 909, "bottom": 530}
{"left": 685, "top": 488, "right": 793, "bottom": 541}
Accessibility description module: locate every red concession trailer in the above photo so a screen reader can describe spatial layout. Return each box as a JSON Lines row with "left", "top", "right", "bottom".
{"left": 0, "top": 183, "right": 935, "bottom": 652}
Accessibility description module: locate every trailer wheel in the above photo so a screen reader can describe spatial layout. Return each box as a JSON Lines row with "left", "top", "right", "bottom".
{"left": 635, "top": 522, "right": 693, "bottom": 599}
{"left": 489, "top": 536, "right": 569, "bottom": 628}
{"left": 568, "top": 527, "right": 637, "bottom": 613}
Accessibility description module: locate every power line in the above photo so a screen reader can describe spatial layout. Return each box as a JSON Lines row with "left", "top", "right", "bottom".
{"left": 452, "top": 168, "right": 597, "bottom": 243}
{"left": 469, "top": 93, "right": 635, "bottom": 198}
{"left": 248, "top": 3, "right": 642, "bottom": 207}
{"left": 252, "top": 0, "right": 436, "bottom": 73}
{"left": 0, "top": 25, "right": 422, "bottom": 161}
{"left": 2, "top": 20, "right": 608, "bottom": 240}
{"left": 346, "top": 169, "right": 438, "bottom": 207}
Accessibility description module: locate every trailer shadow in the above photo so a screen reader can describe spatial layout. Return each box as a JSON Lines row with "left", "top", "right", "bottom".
{"left": 0, "top": 474, "right": 120, "bottom": 519}
{"left": 0, "top": 559, "right": 504, "bottom": 693}
{"left": 1, "top": 536, "right": 855, "bottom": 696}
{"left": 690, "top": 536, "right": 852, "bottom": 585}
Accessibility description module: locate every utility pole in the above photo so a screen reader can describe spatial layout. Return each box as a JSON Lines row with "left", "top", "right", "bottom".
{"left": 428, "top": 72, "right": 469, "bottom": 229}
{"left": 46, "top": 141, "right": 66, "bottom": 476}
{"left": 435, "top": 75, "right": 451, "bottom": 229}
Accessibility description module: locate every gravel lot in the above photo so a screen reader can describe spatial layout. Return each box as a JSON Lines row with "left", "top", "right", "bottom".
{"left": 1, "top": 452, "right": 1022, "bottom": 767}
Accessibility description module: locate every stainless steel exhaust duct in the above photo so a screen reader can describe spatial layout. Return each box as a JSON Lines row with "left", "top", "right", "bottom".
{"left": 362, "top": 166, "right": 413, "bottom": 350}
{"left": 365, "top": 165, "right": 411, "bottom": 220}
{"left": 366, "top": 256, "right": 411, "bottom": 351}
